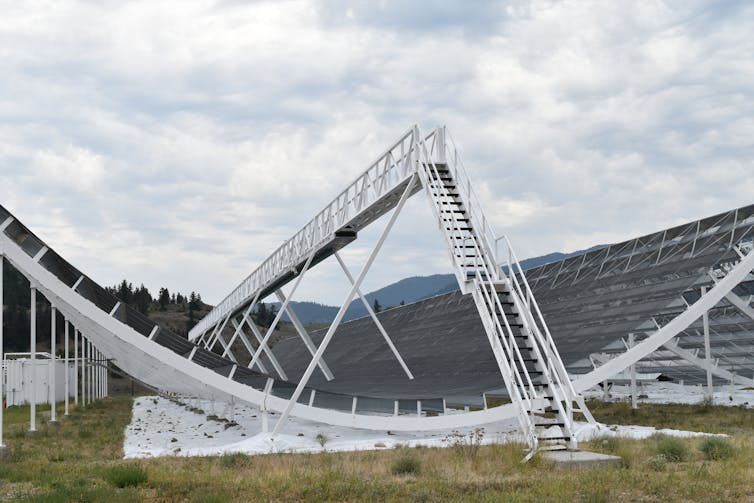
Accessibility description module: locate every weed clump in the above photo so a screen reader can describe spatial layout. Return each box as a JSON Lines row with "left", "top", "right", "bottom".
{"left": 652, "top": 435, "right": 690, "bottom": 462}
{"left": 315, "top": 433, "right": 328, "bottom": 447}
{"left": 105, "top": 464, "right": 148, "bottom": 488}
{"left": 443, "top": 428, "right": 485, "bottom": 459}
{"left": 391, "top": 454, "right": 420, "bottom": 475}
{"left": 220, "top": 452, "right": 251, "bottom": 468}
{"left": 699, "top": 436, "right": 734, "bottom": 460}
{"left": 646, "top": 454, "right": 667, "bottom": 471}
{"left": 592, "top": 435, "right": 622, "bottom": 454}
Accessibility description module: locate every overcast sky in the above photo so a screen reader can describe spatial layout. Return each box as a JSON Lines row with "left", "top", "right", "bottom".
{"left": 2, "top": 0, "right": 753, "bottom": 306}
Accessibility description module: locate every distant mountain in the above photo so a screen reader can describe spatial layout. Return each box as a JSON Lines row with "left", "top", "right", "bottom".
{"left": 275, "top": 245, "right": 605, "bottom": 324}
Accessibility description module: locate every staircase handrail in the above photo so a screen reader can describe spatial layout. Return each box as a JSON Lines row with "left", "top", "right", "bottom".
{"left": 500, "top": 235, "right": 579, "bottom": 401}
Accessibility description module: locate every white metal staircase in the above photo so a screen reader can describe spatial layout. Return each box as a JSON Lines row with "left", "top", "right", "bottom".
{"left": 417, "top": 127, "right": 593, "bottom": 457}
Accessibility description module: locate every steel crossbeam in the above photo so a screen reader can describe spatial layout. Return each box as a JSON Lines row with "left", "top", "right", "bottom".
{"left": 248, "top": 251, "right": 316, "bottom": 372}
{"left": 662, "top": 339, "right": 754, "bottom": 387}
{"left": 274, "top": 289, "right": 333, "bottom": 380}
{"left": 334, "top": 252, "right": 413, "bottom": 379}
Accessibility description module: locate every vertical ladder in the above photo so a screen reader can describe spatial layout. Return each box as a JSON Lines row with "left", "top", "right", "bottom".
{"left": 416, "top": 128, "right": 591, "bottom": 458}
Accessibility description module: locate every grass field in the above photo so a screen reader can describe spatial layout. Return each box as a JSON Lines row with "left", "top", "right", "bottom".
{"left": 0, "top": 397, "right": 752, "bottom": 502}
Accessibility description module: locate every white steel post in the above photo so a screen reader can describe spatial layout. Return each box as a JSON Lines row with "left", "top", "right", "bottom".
{"left": 629, "top": 333, "right": 637, "bottom": 410}
{"left": 272, "top": 174, "right": 418, "bottom": 436}
{"left": 49, "top": 306, "right": 57, "bottom": 422}
{"left": 73, "top": 329, "right": 79, "bottom": 406}
{"left": 64, "top": 319, "right": 69, "bottom": 416}
{"left": 0, "top": 256, "right": 4, "bottom": 449}
{"left": 82, "top": 336, "right": 87, "bottom": 407}
{"left": 88, "top": 340, "right": 93, "bottom": 404}
{"left": 29, "top": 286, "right": 37, "bottom": 432}
{"left": 702, "top": 286, "right": 713, "bottom": 401}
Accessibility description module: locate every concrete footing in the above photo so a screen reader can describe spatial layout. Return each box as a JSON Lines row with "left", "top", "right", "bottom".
{"left": 25, "top": 430, "right": 39, "bottom": 438}
{"left": 542, "top": 450, "right": 622, "bottom": 469}
{"left": 0, "top": 445, "right": 8, "bottom": 459}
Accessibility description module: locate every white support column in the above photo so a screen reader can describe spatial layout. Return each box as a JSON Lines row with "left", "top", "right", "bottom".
{"left": 273, "top": 289, "right": 332, "bottom": 380}
{"left": 0, "top": 256, "right": 5, "bottom": 449}
{"left": 29, "top": 286, "right": 37, "bottom": 432}
{"left": 702, "top": 286, "right": 713, "bottom": 400}
{"left": 229, "top": 319, "right": 270, "bottom": 375}
{"left": 64, "top": 319, "right": 69, "bottom": 416}
{"left": 628, "top": 333, "right": 637, "bottom": 410}
{"left": 248, "top": 251, "right": 316, "bottom": 372}
{"left": 49, "top": 306, "right": 57, "bottom": 422}
{"left": 334, "top": 252, "right": 413, "bottom": 379}
{"left": 73, "top": 329, "right": 79, "bottom": 406}
{"left": 207, "top": 314, "right": 232, "bottom": 354}
{"left": 272, "top": 174, "right": 418, "bottom": 436}
{"left": 81, "top": 334, "right": 87, "bottom": 407}
{"left": 97, "top": 349, "right": 101, "bottom": 399}
{"left": 88, "top": 340, "right": 93, "bottom": 404}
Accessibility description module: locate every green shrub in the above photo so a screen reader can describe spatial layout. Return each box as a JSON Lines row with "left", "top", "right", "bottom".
{"left": 391, "top": 454, "right": 420, "bottom": 475}
{"left": 653, "top": 435, "right": 690, "bottom": 462}
{"left": 104, "top": 464, "right": 148, "bottom": 488}
{"left": 699, "top": 436, "right": 734, "bottom": 460}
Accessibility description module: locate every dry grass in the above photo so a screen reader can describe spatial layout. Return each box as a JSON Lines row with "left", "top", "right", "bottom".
{"left": 0, "top": 397, "right": 752, "bottom": 502}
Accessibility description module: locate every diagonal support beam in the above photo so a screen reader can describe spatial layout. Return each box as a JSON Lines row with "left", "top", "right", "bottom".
{"left": 334, "top": 252, "right": 413, "bottom": 379}
{"left": 229, "top": 318, "right": 269, "bottom": 375}
{"left": 574, "top": 247, "right": 754, "bottom": 392}
{"left": 212, "top": 325, "right": 238, "bottom": 364}
{"left": 274, "top": 289, "right": 334, "bottom": 381}
{"left": 272, "top": 173, "right": 419, "bottom": 436}
{"left": 248, "top": 250, "right": 316, "bottom": 372}
{"left": 207, "top": 313, "right": 232, "bottom": 353}
{"left": 663, "top": 339, "right": 754, "bottom": 387}
{"left": 724, "top": 290, "right": 754, "bottom": 323}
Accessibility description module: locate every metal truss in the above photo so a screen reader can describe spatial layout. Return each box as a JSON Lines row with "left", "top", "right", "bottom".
{"left": 574, "top": 243, "right": 754, "bottom": 393}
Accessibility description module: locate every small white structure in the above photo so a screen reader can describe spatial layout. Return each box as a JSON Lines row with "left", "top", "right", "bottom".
{"left": 3, "top": 353, "right": 76, "bottom": 406}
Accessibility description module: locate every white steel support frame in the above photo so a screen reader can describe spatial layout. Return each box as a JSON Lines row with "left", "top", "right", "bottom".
{"left": 206, "top": 313, "right": 232, "bottom": 355}
{"left": 50, "top": 305, "right": 57, "bottom": 422}
{"left": 701, "top": 286, "right": 713, "bottom": 399}
{"left": 273, "top": 289, "right": 334, "bottom": 380}
{"left": 29, "top": 286, "right": 37, "bottom": 432}
{"left": 628, "top": 333, "right": 637, "bottom": 410}
{"left": 231, "top": 318, "right": 286, "bottom": 378}
{"left": 81, "top": 336, "right": 85, "bottom": 406}
{"left": 74, "top": 329, "right": 79, "bottom": 406}
{"left": 573, "top": 246, "right": 754, "bottom": 393}
{"left": 88, "top": 340, "right": 93, "bottom": 403}
{"left": 64, "top": 319, "right": 70, "bottom": 416}
{"left": 0, "top": 255, "right": 4, "bottom": 448}
{"left": 247, "top": 251, "right": 317, "bottom": 373}
{"left": 0, "top": 201, "right": 539, "bottom": 438}
{"left": 272, "top": 174, "right": 419, "bottom": 436}
{"left": 333, "top": 252, "right": 413, "bottom": 379}
{"left": 661, "top": 339, "right": 754, "bottom": 387}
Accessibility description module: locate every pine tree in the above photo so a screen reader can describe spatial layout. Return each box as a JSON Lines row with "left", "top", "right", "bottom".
{"left": 373, "top": 298, "right": 382, "bottom": 313}
{"left": 158, "top": 288, "right": 170, "bottom": 311}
